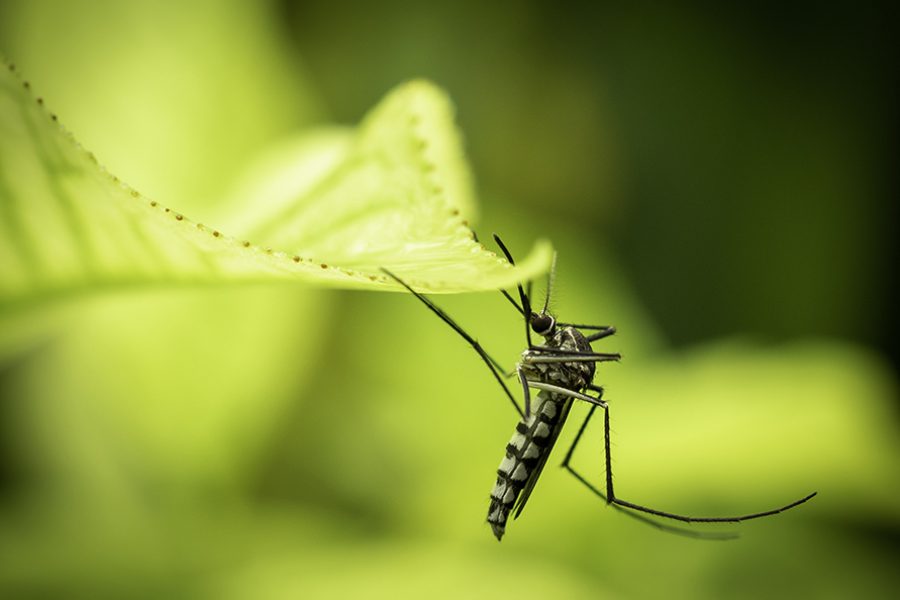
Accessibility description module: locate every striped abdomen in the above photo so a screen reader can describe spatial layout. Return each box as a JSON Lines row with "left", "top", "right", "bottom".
{"left": 487, "top": 393, "right": 569, "bottom": 540}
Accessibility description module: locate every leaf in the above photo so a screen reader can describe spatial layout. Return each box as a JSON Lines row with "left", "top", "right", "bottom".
{"left": 0, "top": 61, "right": 553, "bottom": 316}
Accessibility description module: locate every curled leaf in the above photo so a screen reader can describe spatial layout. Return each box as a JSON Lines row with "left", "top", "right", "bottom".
{"left": 0, "top": 61, "right": 553, "bottom": 315}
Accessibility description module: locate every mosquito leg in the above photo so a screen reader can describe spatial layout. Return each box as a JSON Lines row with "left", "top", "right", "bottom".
{"left": 560, "top": 409, "right": 737, "bottom": 540}
{"left": 553, "top": 324, "right": 618, "bottom": 343}
{"left": 524, "top": 352, "right": 621, "bottom": 364}
{"left": 492, "top": 234, "right": 534, "bottom": 349}
{"left": 552, "top": 324, "right": 617, "bottom": 343}
{"left": 517, "top": 367, "right": 532, "bottom": 418}
{"left": 585, "top": 326, "right": 617, "bottom": 343}
{"left": 528, "top": 345, "right": 620, "bottom": 358}
{"left": 525, "top": 381, "right": 607, "bottom": 408}
{"left": 561, "top": 404, "right": 598, "bottom": 470}
{"left": 500, "top": 290, "right": 524, "bottom": 316}
{"left": 557, "top": 322, "right": 614, "bottom": 330}
{"left": 382, "top": 269, "right": 524, "bottom": 418}
{"left": 599, "top": 406, "right": 818, "bottom": 523}
{"left": 556, "top": 323, "right": 614, "bottom": 330}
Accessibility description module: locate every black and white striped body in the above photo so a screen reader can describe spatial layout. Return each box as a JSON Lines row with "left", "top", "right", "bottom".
{"left": 488, "top": 391, "right": 570, "bottom": 539}
{"left": 488, "top": 326, "right": 596, "bottom": 540}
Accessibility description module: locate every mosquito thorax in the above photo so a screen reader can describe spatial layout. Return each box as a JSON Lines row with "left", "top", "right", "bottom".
{"left": 530, "top": 312, "right": 555, "bottom": 337}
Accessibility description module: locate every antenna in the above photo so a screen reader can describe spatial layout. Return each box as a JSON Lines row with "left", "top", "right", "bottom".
{"left": 542, "top": 252, "right": 557, "bottom": 315}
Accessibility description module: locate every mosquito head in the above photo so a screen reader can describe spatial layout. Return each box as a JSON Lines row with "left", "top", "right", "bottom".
{"left": 530, "top": 311, "right": 556, "bottom": 337}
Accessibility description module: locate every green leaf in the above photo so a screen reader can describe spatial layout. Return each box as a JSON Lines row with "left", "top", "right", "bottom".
{"left": 0, "top": 61, "right": 553, "bottom": 315}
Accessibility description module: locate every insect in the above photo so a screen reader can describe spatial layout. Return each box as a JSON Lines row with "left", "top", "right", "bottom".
{"left": 383, "top": 235, "right": 816, "bottom": 540}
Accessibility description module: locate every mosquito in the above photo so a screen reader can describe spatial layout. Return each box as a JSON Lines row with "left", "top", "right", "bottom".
{"left": 382, "top": 235, "right": 816, "bottom": 540}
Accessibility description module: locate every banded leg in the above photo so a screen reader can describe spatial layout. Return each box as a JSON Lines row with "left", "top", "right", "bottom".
{"left": 524, "top": 350, "right": 621, "bottom": 363}
{"left": 562, "top": 403, "right": 818, "bottom": 528}
{"left": 382, "top": 269, "right": 523, "bottom": 417}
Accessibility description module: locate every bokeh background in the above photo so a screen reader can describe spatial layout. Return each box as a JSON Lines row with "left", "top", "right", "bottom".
{"left": 1, "top": 1, "right": 897, "bottom": 598}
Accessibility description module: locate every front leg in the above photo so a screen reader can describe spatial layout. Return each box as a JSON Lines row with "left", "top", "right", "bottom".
{"left": 524, "top": 348, "right": 621, "bottom": 363}
{"left": 554, "top": 324, "right": 617, "bottom": 343}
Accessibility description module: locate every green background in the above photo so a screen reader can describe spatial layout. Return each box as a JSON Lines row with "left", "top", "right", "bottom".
{"left": 1, "top": 1, "right": 897, "bottom": 598}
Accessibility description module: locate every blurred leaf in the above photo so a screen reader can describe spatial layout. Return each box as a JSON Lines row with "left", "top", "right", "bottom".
{"left": 0, "top": 62, "right": 552, "bottom": 322}
{"left": 0, "top": 0, "right": 324, "bottom": 210}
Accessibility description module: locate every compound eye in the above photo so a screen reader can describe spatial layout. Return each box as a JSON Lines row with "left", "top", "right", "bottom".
{"left": 531, "top": 313, "right": 554, "bottom": 335}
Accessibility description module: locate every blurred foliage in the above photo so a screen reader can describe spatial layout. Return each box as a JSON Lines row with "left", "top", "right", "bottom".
{"left": 0, "top": 1, "right": 897, "bottom": 599}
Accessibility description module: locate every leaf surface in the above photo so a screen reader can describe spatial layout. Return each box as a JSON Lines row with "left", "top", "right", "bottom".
{"left": 0, "top": 62, "right": 552, "bottom": 315}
